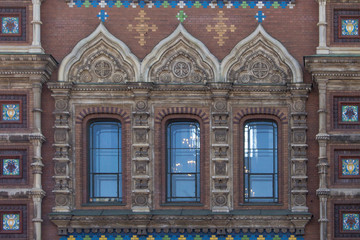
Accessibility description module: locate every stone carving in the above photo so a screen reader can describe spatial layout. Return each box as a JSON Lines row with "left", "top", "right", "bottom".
{"left": 55, "top": 100, "right": 68, "bottom": 111}
{"left": 214, "top": 101, "right": 226, "bottom": 111}
{"left": 214, "top": 179, "right": 227, "bottom": 190}
{"left": 172, "top": 61, "right": 191, "bottom": 78}
{"left": 135, "top": 147, "right": 148, "bottom": 157}
{"left": 293, "top": 131, "right": 306, "bottom": 143}
{"left": 293, "top": 100, "right": 305, "bottom": 112}
{"left": 135, "top": 161, "right": 147, "bottom": 174}
{"left": 213, "top": 194, "right": 227, "bottom": 207}
{"left": 149, "top": 44, "right": 214, "bottom": 84}
{"left": 215, "top": 130, "right": 227, "bottom": 142}
{"left": 94, "top": 60, "right": 112, "bottom": 78}
{"left": 135, "top": 129, "right": 147, "bottom": 143}
{"left": 68, "top": 44, "right": 135, "bottom": 83}
{"left": 135, "top": 179, "right": 149, "bottom": 189}
{"left": 136, "top": 101, "right": 147, "bottom": 111}
{"left": 215, "top": 161, "right": 226, "bottom": 175}
{"left": 80, "top": 70, "right": 93, "bottom": 83}
{"left": 54, "top": 162, "right": 67, "bottom": 175}
{"left": 228, "top": 49, "right": 291, "bottom": 85}
{"left": 55, "top": 195, "right": 69, "bottom": 206}
{"left": 133, "top": 194, "right": 148, "bottom": 206}
{"left": 54, "top": 129, "right": 67, "bottom": 142}
{"left": 294, "top": 194, "right": 306, "bottom": 206}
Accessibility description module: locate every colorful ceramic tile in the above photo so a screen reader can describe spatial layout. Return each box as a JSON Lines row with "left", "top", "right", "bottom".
{"left": 2, "top": 213, "right": 20, "bottom": 231}
{"left": 342, "top": 19, "right": 359, "bottom": 36}
{"left": 343, "top": 213, "right": 360, "bottom": 231}
{"left": 2, "top": 104, "right": 20, "bottom": 121}
{"left": 1, "top": 17, "right": 19, "bottom": 34}
{"left": 342, "top": 158, "right": 360, "bottom": 176}
{"left": 341, "top": 105, "right": 358, "bottom": 122}
{"left": 2, "top": 159, "right": 20, "bottom": 176}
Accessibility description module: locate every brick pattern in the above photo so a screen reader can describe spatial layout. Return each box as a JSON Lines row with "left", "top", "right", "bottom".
{"left": 76, "top": 107, "right": 130, "bottom": 124}
{"left": 233, "top": 107, "right": 287, "bottom": 124}
{"left": 155, "top": 107, "right": 210, "bottom": 125}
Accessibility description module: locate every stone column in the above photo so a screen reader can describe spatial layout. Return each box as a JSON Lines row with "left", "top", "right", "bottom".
{"left": 30, "top": 0, "right": 44, "bottom": 53}
{"left": 290, "top": 84, "right": 311, "bottom": 213}
{"left": 131, "top": 88, "right": 151, "bottom": 212}
{"left": 48, "top": 82, "right": 73, "bottom": 213}
{"left": 210, "top": 86, "right": 231, "bottom": 212}
{"left": 315, "top": 78, "right": 330, "bottom": 240}
{"left": 316, "top": 0, "right": 329, "bottom": 54}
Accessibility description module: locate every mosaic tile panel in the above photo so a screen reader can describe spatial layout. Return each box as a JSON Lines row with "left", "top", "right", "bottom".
{"left": 1, "top": 17, "right": 19, "bottom": 34}
{"left": 333, "top": 97, "right": 360, "bottom": 129}
{"left": 2, "top": 103, "right": 20, "bottom": 121}
{"left": 341, "top": 19, "right": 359, "bottom": 36}
{"left": 335, "top": 205, "right": 360, "bottom": 238}
{"left": 60, "top": 233, "right": 304, "bottom": 240}
{"left": 0, "top": 95, "right": 27, "bottom": 128}
{"left": 0, "top": 151, "right": 26, "bottom": 184}
{"left": 2, "top": 159, "right": 20, "bottom": 176}
{"left": 341, "top": 105, "right": 359, "bottom": 122}
{"left": 0, "top": 8, "right": 26, "bottom": 41}
{"left": 342, "top": 158, "right": 360, "bottom": 176}
{"left": 334, "top": 10, "right": 360, "bottom": 42}
{"left": 2, "top": 213, "right": 20, "bottom": 231}
{"left": 0, "top": 205, "right": 26, "bottom": 237}
{"left": 343, "top": 213, "right": 360, "bottom": 231}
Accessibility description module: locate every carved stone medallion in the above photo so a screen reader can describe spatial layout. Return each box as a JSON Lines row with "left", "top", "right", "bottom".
{"left": 172, "top": 62, "right": 191, "bottom": 78}
{"left": 293, "top": 100, "right": 305, "bottom": 112}
{"left": 251, "top": 61, "right": 269, "bottom": 78}
{"left": 213, "top": 194, "right": 227, "bottom": 206}
{"left": 55, "top": 100, "right": 68, "bottom": 111}
{"left": 55, "top": 195, "right": 69, "bottom": 206}
{"left": 94, "top": 60, "right": 112, "bottom": 78}
{"left": 80, "top": 70, "right": 93, "bottom": 83}
{"left": 134, "top": 194, "right": 148, "bottom": 206}
{"left": 112, "top": 73, "right": 124, "bottom": 83}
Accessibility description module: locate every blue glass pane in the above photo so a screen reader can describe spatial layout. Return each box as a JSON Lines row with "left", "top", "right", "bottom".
{"left": 93, "top": 174, "right": 118, "bottom": 197}
{"left": 247, "top": 123, "right": 276, "bottom": 149}
{"left": 168, "top": 123, "right": 200, "bottom": 149}
{"left": 92, "top": 123, "right": 121, "bottom": 149}
{"left": 168, "top": 149, "right": 199, "bottom": 173}
{"left": 171, "top": 174, "right": 196, "bottom": 198}
{"left": 249, "top": 175, "right": 273, "bottom": 198}
{"left": 246, "top": 149, "right": 274, "bottom": 173}
{"left": 91, "top": 149, "right": 120, "bottom": 173}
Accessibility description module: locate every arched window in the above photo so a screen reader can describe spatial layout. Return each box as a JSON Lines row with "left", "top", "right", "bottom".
{"left": 166, "top": 120, "right": 200, "bottom": 202}
{"left": 244, "top": 120, "right": 278, "bottom": 203}
{"left": 88, "top": 120, "right": 122, "bottom": 202}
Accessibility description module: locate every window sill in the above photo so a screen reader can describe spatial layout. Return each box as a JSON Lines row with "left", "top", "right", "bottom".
{"left": 239, "top": 202, "right": 282, "bottom": 206}
{"left": 82, "top": 202, "right": 126, "bottom": 207}
{"left": 160, "top": 202, "right": 204, "bottom": 207}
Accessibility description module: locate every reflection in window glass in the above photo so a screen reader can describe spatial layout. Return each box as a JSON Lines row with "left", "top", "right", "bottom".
{"left": 166, "top": 121, "right": 200, "bottom": 202}
{"left": 89, "top": 121, "right": 122, "bottom": 202}
{"left": 244, "top": 120, "right": 278, "bottom": 203}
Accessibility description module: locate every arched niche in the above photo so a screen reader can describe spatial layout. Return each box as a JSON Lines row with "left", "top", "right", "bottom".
{"left": 58, "top": 23, "right": 140, "bottom": 83}
{"left": 221, "top": 24, "right": 303, "bottom": 84}
{"left": 141, "top": 24, "right": 220, "bottom": 84}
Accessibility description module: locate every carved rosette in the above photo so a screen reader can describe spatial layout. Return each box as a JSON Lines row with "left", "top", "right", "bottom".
{"left": 68, "top": 44, "right": 135, "bottom": 83}
{"left": 149, "top": 42, "right": 214, "bottom": 84}
{"left": 290, "top": 86, "right": 311, "bottom": 212}
{"left": 228, "top": 48, "right": 291, "bottom": 85}
{"left": 48, "top": 83, "right": 73, "bottom": 213}
{"left": 211, "top": 94, "right": 230, "bottom": 212}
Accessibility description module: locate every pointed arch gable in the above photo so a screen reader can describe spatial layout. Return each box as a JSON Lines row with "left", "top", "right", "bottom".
{"left": 141, "top": 24, "right": 220, "bottom": 83}
{"left": 58, "top": 23, "right": 140, "bottom": 82}
{"left": 221, "top": 24, "right": 303, "bottom": 84}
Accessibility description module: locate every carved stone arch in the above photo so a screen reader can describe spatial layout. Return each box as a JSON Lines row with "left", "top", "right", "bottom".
{"left": 221, "top": 24, "right": 303, "bottom": 84}
{"left": 142, "top": 24, "right": 220, "bottom": 83}
{"left": 58, "top": 23, "right": 140, "bottom": 83}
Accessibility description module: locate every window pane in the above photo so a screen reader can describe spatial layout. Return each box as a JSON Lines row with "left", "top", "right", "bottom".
{"left": 91, "top": 149, "right": 120, "bottom": 173}
{"left": 166, "top": 121, "right": 200, "bottom": 202}
{"left": 92, "top": 174, "right": 118, "bottom": 198}
{"left": 92, "top": 123, "right": 120, "bottom": 149}
{"left": 244, "top": 120, "right": 278, "bottom": 203}
{"left": 249, "top": 175, "right": 273, "bottom": 198}
{"left": 171, "top": 174, "right": 196, "bottom": 198}
{"left": 168, "top": 149, "right": 199, "bottom": 173}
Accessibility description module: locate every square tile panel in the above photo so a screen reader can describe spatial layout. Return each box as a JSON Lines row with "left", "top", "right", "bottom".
{"left": 2, "top": 159, "right": 20, "bottom": 176}
{"left": 342, "top": 19, "right": 359, "bottom": 36}
{"left": 343, "top": 213, "right": 360, "bottom": 231}
{"left": 341, "top": 105, "right": 359, "bottom": 122}
{"left": 1, "top": 17, "right": 19, "bottom": 34}
{"left": 2, "top": 103, "right": 20, "bottom": 121}
{"left": 2, "top": 213, "right": 20, "bottom": 231}
{"left": 342, "top": 158, "right": 360, "bottom": 176}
